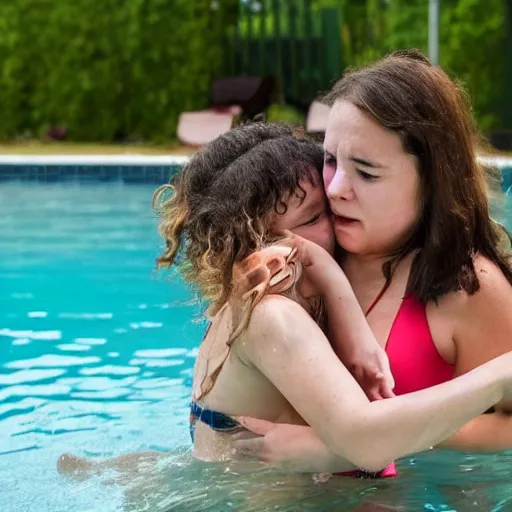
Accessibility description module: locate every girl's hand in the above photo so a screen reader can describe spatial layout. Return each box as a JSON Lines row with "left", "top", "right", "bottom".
{"left": 348, "top": 344, "right": 395, "bottom": 401}
{"left": 279, "top": 231, "right": 347, "bottom": 298}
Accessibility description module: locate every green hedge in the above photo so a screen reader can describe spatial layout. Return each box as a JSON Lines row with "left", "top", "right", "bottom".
{"left": 0, "top": 0, "right": 237, "bottom": 142}
{"left": 313, "top": 0, "right": 508, "bottom": 133}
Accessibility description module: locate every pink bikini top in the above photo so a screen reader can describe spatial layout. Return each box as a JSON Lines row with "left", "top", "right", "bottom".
{"left": 337, "top": 289, "right": 454, "bottom": 479}
{"left": 366, "top": 285, "right": 454, "bottom": 395}
{"left": 384, "top": 295, "right": 454, "bottom": 395}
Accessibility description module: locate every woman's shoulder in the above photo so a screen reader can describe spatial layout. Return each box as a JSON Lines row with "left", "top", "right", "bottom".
{"left": 438, "top": 255, "right": 512, "bottom": 345}
{"left": 437, "top": 254, "right": 508, "bottom": 303}
{"left": 437, "top": 255, "right": 512, "bottom": 380}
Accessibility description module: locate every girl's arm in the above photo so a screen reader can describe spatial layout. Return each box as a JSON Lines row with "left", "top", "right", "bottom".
{"left": 293, "top": 236, "right": 395, "bottom": 400}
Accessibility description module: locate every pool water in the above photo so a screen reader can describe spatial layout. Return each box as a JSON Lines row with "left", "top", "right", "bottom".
{"left": 0, "top": 183, "right": 205, "bottom": 511}
{"left": 2, "top": 182, "right": 512, "bottom": 512}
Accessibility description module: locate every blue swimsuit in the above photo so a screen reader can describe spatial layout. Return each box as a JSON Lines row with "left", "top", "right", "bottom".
{"left": 189, "top": 401, "right": 242, "bottom": 441}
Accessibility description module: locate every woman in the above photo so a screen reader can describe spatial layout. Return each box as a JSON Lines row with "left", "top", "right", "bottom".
{"left": 152, "top": 120, "right": 512, "bottom": 474}
{"left": 233, "top": 50, "right": 512, "bottom": 469}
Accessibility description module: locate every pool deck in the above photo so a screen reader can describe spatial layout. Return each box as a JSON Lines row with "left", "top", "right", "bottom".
{"left": 0, "top": 154, "right": 191, "bottom": 166}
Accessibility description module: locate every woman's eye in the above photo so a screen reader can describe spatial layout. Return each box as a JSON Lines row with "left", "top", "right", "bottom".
{"left": 357, "top": 169, "right": 377, "bottom": 181}
{"left": 324, "top": 155, "right": 336, "bottom": 166}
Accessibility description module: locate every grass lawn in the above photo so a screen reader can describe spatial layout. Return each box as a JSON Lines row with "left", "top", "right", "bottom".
{"left": 0, "top": 140, "right": 197, "bottom": 156}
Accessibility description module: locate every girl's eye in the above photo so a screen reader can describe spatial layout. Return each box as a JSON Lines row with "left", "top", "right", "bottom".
{"left": 304, "top": 214, "right": 321, "bottom": 225}
{"left": 357, "top": 169, "right": 377, "bottom": 181}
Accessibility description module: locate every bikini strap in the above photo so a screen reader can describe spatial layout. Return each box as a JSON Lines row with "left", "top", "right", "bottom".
{"left": 365, "top": 280, "right": 391, "bottom": 317}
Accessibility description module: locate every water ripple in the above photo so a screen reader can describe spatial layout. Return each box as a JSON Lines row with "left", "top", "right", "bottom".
{"left": 27, "top": 311, "right": 48, "bottom": 318}
{"left": 129, "top": 321, "right": 163, "bottom": 329}
{"left": 73, "top": 338, "right": 107, "bottom": 346}
{"left": 129, "top": 358, "right": 185, "bottom": 368}
{"left": 134, "top": 348, "right": 188, "bottom": 358}
{"left": 0, "top": 384, "right": 72, "bottom": 400}
{"left": 56, "top": 344, "right": 91, "bottom": 352}
{"left": 0, "top": 329, "right": 61, "bottom": 340}
{"left": 71, "top": 389, "right": 133, "bottom": 400}
{"left": 57, "top": 313, "right": 113, "bottom": 320}
{"left": 0, "top": 369, "right": 66, "bottom": 385}
{"left": 12, "top": 338, "right": 31, "bottom": 346}
{"left": 0, "top": 398, "right": 47, "bottom": 419}
{"left": 5, "top": 355, "right": 101, "bottom": 369}
{"left": 132, "top": 378, "right": 180, "bottom": 389}
{"left": 79, "top": 365, "right": 140, "bottom": 376}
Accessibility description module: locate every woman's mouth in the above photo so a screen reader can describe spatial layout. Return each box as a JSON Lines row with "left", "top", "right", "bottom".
{"left": 333, "top": 215, "right": 359, "bottom": 227}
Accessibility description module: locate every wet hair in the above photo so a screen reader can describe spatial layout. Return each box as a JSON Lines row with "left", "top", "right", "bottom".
{"left": 152, "top": 122, "right": 323, "bottom": 315}
{"left": 326, "top": 49, "right": 512, "bottom": 303}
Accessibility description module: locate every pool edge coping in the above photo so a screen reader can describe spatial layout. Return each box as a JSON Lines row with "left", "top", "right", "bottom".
{"left": 0, "top": 154, "right": 510, "bottom": 168}
{"left": 0, "top": 154, "right": 190, "bottom": 166}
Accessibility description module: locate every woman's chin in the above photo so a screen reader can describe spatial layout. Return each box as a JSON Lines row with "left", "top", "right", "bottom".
{"left": 334, "top": 234, "right": 365, "bottom": 255}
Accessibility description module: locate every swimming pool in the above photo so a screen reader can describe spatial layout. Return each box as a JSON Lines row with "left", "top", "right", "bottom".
{"left": 2, "top": 158, "right": 512, "bottom": 512}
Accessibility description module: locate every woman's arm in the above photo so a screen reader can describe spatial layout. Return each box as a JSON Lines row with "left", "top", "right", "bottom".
{"left": 233, "top": 412, "right": 512, "bottom": 474}
{"left": 438, "top": 412, "right": 512, "bottom": 452}
{"left": 240, "top": 294, "right": 510, "bottom": 472}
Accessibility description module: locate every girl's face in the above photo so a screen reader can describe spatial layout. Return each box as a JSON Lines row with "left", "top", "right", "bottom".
{"left": 272, "top": 178, "right": 335, "bottom": 256}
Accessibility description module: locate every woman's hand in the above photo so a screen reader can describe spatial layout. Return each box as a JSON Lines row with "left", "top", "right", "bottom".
{"left": 232, "top": 418, "right": 355, "bottom": 473}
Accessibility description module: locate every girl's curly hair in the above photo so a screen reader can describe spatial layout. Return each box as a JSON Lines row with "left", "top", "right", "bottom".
{"left": 152, "top": 122, "right": 324, "bottom": 316}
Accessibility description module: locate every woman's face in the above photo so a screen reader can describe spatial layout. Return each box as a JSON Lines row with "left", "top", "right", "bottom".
{"left": 272, "top": 178, "right": 335, "bottom": 256}
{"left": 323, "top": 100, "right": 422, "bottom": 258}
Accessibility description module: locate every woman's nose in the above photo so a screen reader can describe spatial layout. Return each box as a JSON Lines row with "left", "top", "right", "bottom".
{"left": 326, "top": 168, "right": 354, "bottom": 201}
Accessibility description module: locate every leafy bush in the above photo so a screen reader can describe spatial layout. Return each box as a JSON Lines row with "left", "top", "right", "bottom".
{"left": 0, "top": 0, "right": 238, "bottom": 142}
{"left": 266, "top": 103, "right": 306, "bottom": 125}
{"left": 312, "top": 0, "right": 508, "bottom": 132}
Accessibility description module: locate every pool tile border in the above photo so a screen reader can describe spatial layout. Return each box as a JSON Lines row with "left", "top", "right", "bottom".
{"left": 0, "top": 155, "right": 511, "bottom": 189}
{"left": 0, "top": 155, "right": 189, "bottom": 184}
